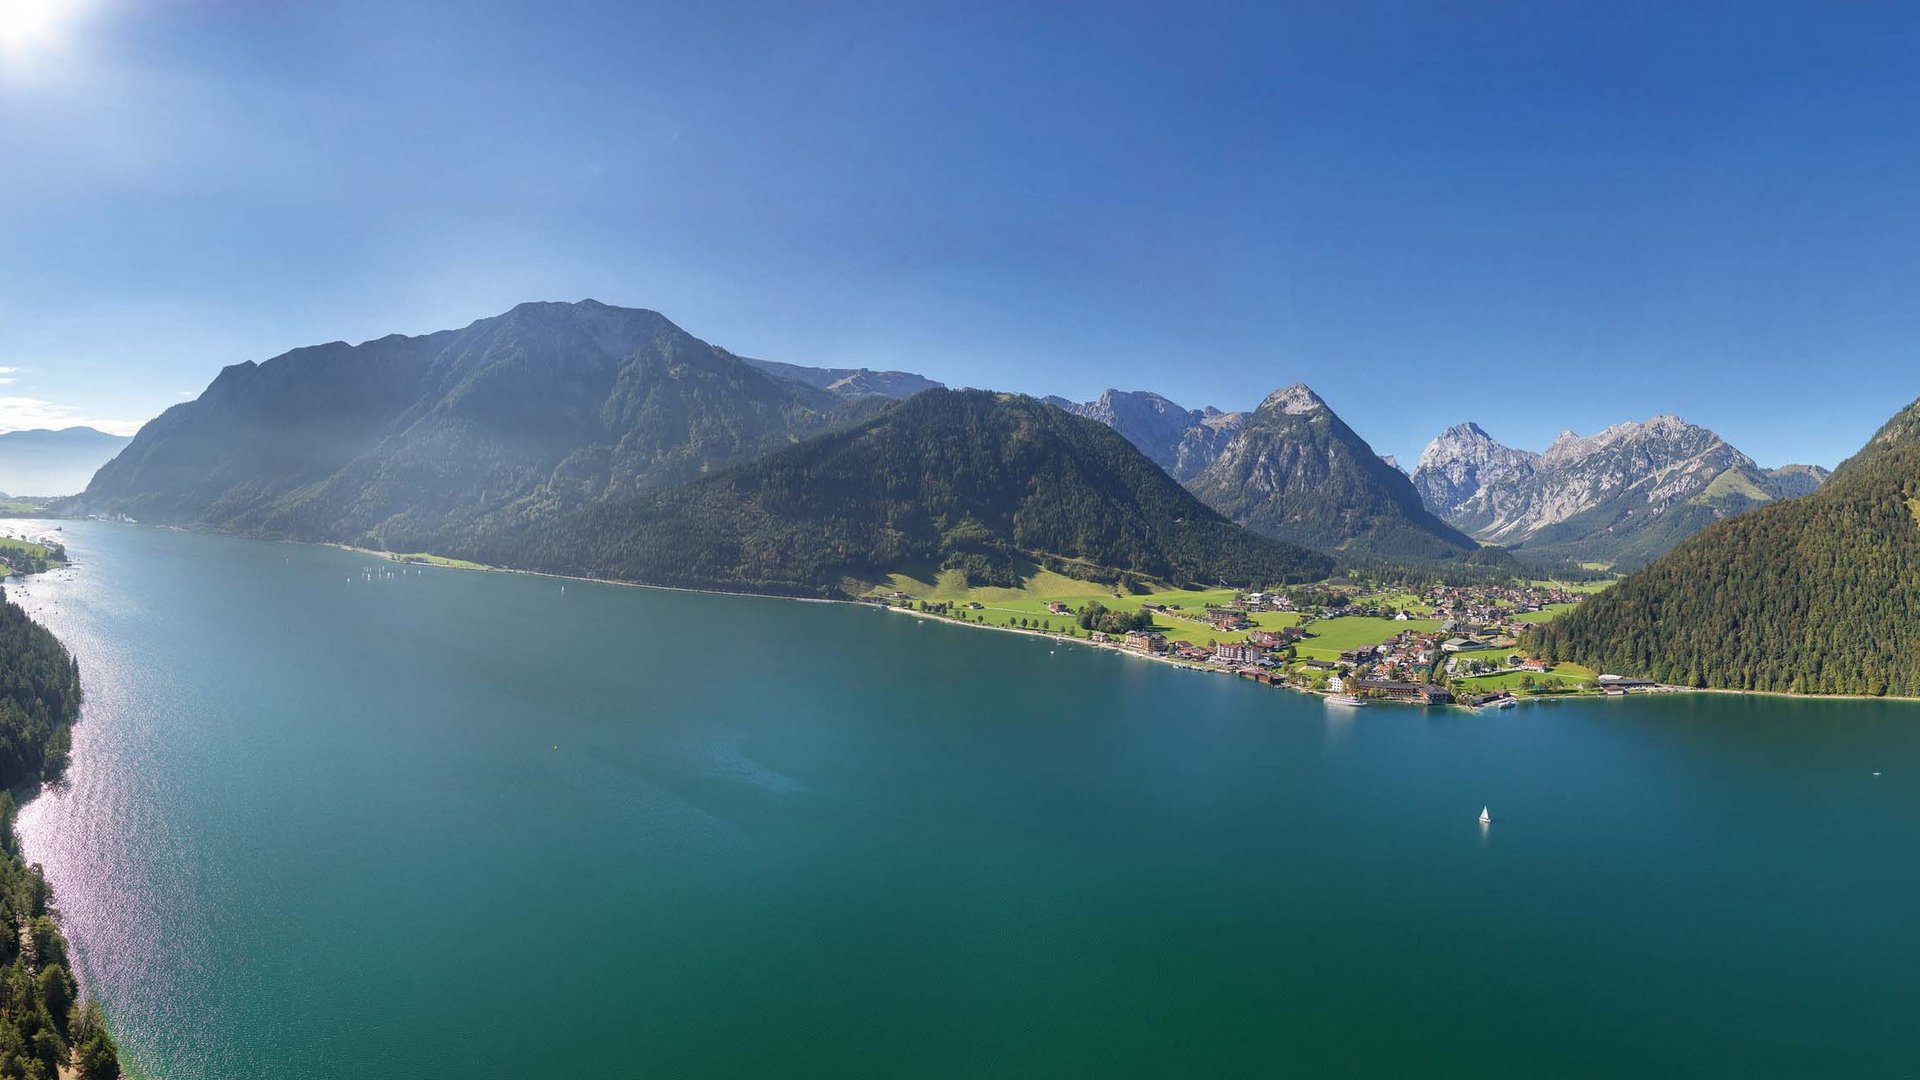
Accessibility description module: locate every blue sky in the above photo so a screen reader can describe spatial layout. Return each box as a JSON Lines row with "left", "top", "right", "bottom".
{"left": 3, "top": 1, "right": 1919, "bottom": 468}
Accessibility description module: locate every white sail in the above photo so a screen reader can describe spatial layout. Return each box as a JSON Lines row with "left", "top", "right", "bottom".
{"left": 1478, "top": 806, "right": 1492, "bottom": 824}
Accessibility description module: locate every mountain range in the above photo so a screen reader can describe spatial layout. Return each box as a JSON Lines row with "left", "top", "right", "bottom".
{"left": 81, "top": 301, "right": 887, "bottom": 551}
{"left": 74, "top": 302, "right": 1326, "bottom": 594}
{"left": 1049, "top": 386, "right": 1479, "bottom": 560}
{"left": 739, "top": 357, "right": 943, "bottom": 399}
{"left": 1529, "top": 394, "right": 1920, "bottom": 695}
{"left": 0, "top": 427, "right": 132, "bottom": 497}
{"left": 1411, "top": 418, "right": 1829, "bottom": 568}
{"left": 73, "top": 298, "right": 1848, "bottom": 600}
{"left": 509, "top": 389, "right": 1330, "bottom": 596}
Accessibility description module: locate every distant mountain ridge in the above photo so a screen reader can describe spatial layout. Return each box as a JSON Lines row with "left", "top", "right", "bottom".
{"left": 1044, "top": 390, "right": 1245, "bottom": 482}
{"left": 740, "top": 357, "right": 943, "bottom": 399}
{"left": 1413, "top": 416, "right": 1828, "bottom": 567}
{"left": 0, "top": 426, "right": 132, "bottom": 496}
{"left": 1048, "top": 385, "right": 1478, "bottom": 559}
{"left": 78, "top": 300, "right": 884, "bottom": 549}
{"left": 74, "top": 302, "right": 1327, "bottom": 596}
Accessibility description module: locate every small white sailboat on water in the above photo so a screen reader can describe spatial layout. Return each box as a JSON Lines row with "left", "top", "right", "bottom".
{"left": 1478, "top": 806, "right": 1493, "bottom": 825}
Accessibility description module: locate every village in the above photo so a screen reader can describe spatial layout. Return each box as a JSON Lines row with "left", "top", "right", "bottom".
{"left": 874, "top": 573, "right": 1660, "bottom": 707}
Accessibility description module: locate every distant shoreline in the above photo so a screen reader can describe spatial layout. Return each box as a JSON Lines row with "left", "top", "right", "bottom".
{"left": 86, "top": 521, "right": 1920, "bottom": 707}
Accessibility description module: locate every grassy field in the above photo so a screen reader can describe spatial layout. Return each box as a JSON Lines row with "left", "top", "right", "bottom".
{"left": 1452, "top": 662, "right": 1598, "bottom": 693}
{"left": 1352, "top": 590, "right": 1433, "bottom": 615}
{"left": 1292, "top": 615, "right": 1443, "bottom": 660}
{"left": 0, "top": 535, "right": 63, "bottom": 577}
{"left": 1530, "top": 578, "right": 1615, "bottom": 594}
{"left": 880, "top": 569, "right": 1578, "bottom": 657}
{"left": 1511, "top": 603, "right": 1581, "bottom": 624}
{"left": 0, "top": 537, "right": 55, "bottom": 558}
{"left": 879, "top": 571, "right": 1316, "bottom": 645}
{"left": 390, "top": 552, "right": 492, "bottom": 571}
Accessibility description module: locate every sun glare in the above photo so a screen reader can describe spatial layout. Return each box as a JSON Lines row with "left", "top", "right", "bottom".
{"left": 0, "top": 0, "right": 76, "bottom": 53}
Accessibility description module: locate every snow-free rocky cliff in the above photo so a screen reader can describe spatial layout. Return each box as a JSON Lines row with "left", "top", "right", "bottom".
{"left": 1412, "top": 416, "right": 1829, "bottom": 567}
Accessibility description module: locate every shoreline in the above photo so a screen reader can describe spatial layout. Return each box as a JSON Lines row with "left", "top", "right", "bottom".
{"left": 873, "top": 600, "right": 1619, "bottom": 710}
{"left": 318, "top": 540, "right": 1920, "bottom": 707}
{"left": 98, "top": 520, "right": 1920, "bottom": 707}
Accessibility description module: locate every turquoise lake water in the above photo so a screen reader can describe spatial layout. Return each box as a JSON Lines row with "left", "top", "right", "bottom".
{"left": 9, "top": 521, "right": 1920, "bottom": 1077}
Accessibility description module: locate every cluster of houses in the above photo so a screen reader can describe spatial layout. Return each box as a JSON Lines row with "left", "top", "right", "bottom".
{"left": 1422, "top": 582, "right": 1588, "bottom": 636}
{"left": 875, "top": 575, "right": 1652, "bottom": 705}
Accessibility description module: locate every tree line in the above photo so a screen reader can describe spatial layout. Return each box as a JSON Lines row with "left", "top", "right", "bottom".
{"left": 0, "top": 589, "right": 119, "bottom": 1078}
{"left": 1527, "top": 413, "right": 1920, "bottom": 696}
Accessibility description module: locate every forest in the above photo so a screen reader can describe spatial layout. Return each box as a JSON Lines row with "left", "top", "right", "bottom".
{"left": 1528, "top": 399, "right": 1920, "bottom": 696}
{"left": 0, "top": 591, "right": 119, "bottom": 1079}
{"left": 502, "top": 390, "right": 1334, "bottom": 597}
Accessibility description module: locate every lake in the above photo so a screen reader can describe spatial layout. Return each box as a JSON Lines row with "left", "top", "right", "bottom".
{"left": 10, "top": 522, "right": 1919, "bottom": 1078}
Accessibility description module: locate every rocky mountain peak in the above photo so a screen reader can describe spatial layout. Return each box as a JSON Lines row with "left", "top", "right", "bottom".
{"left": 1412, "top": 411, "right": 1801, "bottom": 566}
{"left": 1054, "top": 389, "right": 1245, "bottom": 482}
{"left": 1256, "top": 384, "right": 1327, "bottom": 416}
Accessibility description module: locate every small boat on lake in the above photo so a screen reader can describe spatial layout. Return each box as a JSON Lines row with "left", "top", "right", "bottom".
{"left": 1479, "top": 806, "right": 1493, "bottom": 824}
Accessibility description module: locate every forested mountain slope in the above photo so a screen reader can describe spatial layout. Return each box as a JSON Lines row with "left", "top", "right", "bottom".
{"left": 1528, "top": 396, "right": 1920, "bottom": 695}
{"left": 508, "top": 390, "right": 1333, "bottom": 596}
{"left": 0, "top": 590, "right": 120, "bottom": 1077}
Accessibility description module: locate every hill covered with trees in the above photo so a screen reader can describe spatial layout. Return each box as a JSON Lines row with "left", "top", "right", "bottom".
{"left": 507, "top": 389, "right": 1334, "bottom": 596}
{"left": 1528, "top": 395, "right": 1920, "bottom": 695}
{"left": 0, "top": 591, "right": 119, "bottom": 1078}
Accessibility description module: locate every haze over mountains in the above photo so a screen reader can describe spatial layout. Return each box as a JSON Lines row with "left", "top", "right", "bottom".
{"left": 0, "top": 427, "right": 132, "bottom": 497}
{"left": 739, "top": 357, "right": 943, "bottom": 400}
{"left": 73, "top": 299, "right": 1844, "bottom": 594}
{"left": 73, "top": 301, "right": 1326, "bottom": 594}
{"left": 1412, "top": 419, "right": 1829, "bottom": 568}
{"left": 82, "top": 301, "right": 899, "bottom": 543}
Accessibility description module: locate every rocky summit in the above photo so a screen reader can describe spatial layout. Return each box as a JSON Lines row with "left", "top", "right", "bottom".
{"left": 1413, "top": 415, "right": 1830, "bottom": 567}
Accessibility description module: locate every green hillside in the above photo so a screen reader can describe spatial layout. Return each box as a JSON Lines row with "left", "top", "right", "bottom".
{"left": 1528, "top": 396, "right": 1920, "bottom": 695}
{"left": 511, "top": 390, "right": 1334, "bottom": 597}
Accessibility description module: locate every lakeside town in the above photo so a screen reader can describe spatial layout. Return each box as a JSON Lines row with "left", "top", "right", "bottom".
{"left": 872, "top": 574, "right": 1667, "bottom": 708}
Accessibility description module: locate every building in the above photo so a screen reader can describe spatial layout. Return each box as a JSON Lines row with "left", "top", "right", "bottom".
{"left": 1597, "top": 674, "right": 1656, "bottom": 694}
{"left": 1123, "top": 630, "right": 1168, "bottom": 654}
{"left": 1213, "top": 643, "right": 1262, "bottom": 665}
{"left": 1339, "top": 645, "right": 1378, "bottom": 664}
{"left": 1353, "top": 678, "right": 1452, "bottom": 705}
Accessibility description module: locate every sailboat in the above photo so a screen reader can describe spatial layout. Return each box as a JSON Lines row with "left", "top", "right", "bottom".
{"left": 1478, "top": 806, "right": 1493, "bottom": 825}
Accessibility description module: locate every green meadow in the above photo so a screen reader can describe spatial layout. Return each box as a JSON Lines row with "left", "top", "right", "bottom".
{"left": 1452, "top": 662, "right": 1598, "bottom": 693}
{"left": 1292, "top": 616, "right": 1443, "bottom": 661}
{"left": 390, "top": 551, "right": 493, "bottom": 571}
{"left": 878, "top": 571, "right": 1309, "bottom": 645}
{"left": 1511, "top": 603, "right": 1581, "bottom": 624}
